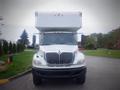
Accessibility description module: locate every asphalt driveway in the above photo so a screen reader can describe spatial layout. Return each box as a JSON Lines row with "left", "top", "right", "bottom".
{"left": 0, "top": 56, "right": 120, "bottom": 90}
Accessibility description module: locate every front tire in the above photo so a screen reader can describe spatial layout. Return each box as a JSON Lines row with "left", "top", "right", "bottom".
{"left": 76, "top": 75, "right": 86, "bottom": 84}
{"left": 33, "top": 75, "right": 42, "bottom": 86}
{"left": 76, "top": 69, "right": 86, "bottom": 84}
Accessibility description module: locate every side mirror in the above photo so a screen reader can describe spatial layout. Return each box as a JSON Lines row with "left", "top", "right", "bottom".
{"left": 77, "top": 42, "right": 84, "bottom": 51}
{"left": 77, "top": 42, "right": 81, "bottom": 49}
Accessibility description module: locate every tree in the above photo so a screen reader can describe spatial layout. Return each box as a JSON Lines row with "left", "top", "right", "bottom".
{"left": 0, "top": 41, "right": 3, "bottom": 56}
{"left": 17, "top": 43, "right": 25, "bottom": 52}
{"left": 16, "top": 43, "right": 20, "bottom": 52}
{"left": 19, "top": 29, "right": 29, "bottom": 47}
{"left": 12, "top": 43, "right": 17, "bottom": 53}
{"left": 96, "top": 33, "right": 104, "bottom": 48}
{"left": 81, "top": 27, "right": 120, "bottom": 50}
{"left": 83, "top": 34, "right": 97, "bottom": 49}
{"left": 102, "top": 27, "right": 120, "bottom": 49}
{"left": 3, "top": 40, "right": 9, "bottom": 54}
{"left": 9, "top": 41, "right": 13, "bottom": 52}
{"left": 109, "top": 28, "right": 120, "bottom": 49}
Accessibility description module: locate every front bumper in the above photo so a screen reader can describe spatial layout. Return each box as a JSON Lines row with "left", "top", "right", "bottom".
{"left": 32, "top": 66, "right": 87, "bottom": 78}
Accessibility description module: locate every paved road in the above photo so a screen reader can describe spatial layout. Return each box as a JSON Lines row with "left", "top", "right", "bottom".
{"left": 1, "top": 56, "right": 120, "bottom": 90}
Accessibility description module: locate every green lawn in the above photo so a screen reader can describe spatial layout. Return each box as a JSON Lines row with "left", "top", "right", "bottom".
{"left": 83, "top": 49, "right": 120, "bottom": 58}
{"left": 0, "top": 51, "right": 34, "bottom": 79}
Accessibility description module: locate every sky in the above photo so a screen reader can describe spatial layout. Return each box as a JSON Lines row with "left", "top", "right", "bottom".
{"left": 0, "top": 0, "right": 120, "bottom": 43}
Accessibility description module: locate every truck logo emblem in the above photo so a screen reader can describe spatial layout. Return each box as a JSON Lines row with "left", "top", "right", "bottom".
{"left": 58, "top": 50, "right": 61, "bottom": 54}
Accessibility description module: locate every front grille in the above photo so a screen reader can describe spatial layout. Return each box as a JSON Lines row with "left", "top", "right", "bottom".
{"left": 60, "top": 53, "right": 73, "bottom": 64}
{"left": 46, "top": 52, "right": 74, "bottom": 65}
{"left": 46, "top": 53, "right": 59, "bottom": 64}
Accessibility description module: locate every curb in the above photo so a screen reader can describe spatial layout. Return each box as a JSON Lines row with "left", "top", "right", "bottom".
{"left": 0, "top": 69, "right": 32, "bottom": 85}
{"left": 8, "top": 69, "right": 32, "bottom": 81}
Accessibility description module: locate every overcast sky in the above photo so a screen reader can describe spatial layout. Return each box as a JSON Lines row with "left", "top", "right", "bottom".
{"left": 0, "top": 0, "right": 120, "bottom": 43}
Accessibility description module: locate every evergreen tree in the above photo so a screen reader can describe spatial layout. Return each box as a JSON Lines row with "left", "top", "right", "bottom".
{"left": 12, "top": 43, "right": 17, "bottom": 53}
{"left": 20, "top": 29, "right": 29, "bottom": 46}
{"left": 16, "top": 43, "right": 19, "bottom": 52}
{"left": 17, "top": 43, "right": 25, "bottom": 52}
{"left": 17, "top": 43, "right": 21, "bottom": 52}
{"left": 9, "top": 41, "right": 13, "bottom": 52}
{"left": 0, "top": 41, "right": 3, "bottom": 56}
{"left": 3, "top": 40, "right": 9, "bottom": 54}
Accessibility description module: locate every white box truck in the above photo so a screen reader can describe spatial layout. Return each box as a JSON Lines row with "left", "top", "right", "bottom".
{"left": 32, "top": 12, "right": 87, "bottom": 85}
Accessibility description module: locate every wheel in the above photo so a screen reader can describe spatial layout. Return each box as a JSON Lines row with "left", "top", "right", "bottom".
{"left": 76, "top": 69, "right": 86, "bottom": 84}
{"left": 33, "top": 75, "right": 42, "bottom": 85}
{"left": 76, "top": 75, "right": 86, "bottom": 84}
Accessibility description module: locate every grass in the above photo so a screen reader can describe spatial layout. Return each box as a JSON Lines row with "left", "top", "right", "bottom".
{"left": 83, "top": 49, "right": 120, "bottom": 59}
{"left": 0, "top": 50, "right": 34, "bottom": 79}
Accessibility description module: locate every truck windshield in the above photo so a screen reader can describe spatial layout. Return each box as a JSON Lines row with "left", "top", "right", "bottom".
{"left": 40, "top": 33, "right": 77, "bottom": 45}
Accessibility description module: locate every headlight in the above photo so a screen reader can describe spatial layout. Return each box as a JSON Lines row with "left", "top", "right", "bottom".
{"left": 73, "top": 51, "right": 85, "bottom": 65}
{"left": 75, "top": 59, "right": 85, "bottom": 65}
{"left": 32, "top": 53, "right": 47, "bottom": 66}
{"left": 33, "top": 60, "right": 42, "bottom": 66}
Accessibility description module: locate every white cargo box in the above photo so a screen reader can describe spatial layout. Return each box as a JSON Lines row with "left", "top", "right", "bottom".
{"left": 35, "top": 12, "right": 82, "bottom": 31}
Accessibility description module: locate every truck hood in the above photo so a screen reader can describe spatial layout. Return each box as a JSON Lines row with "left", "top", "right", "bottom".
{"left": 39, "top": 45, "right": 77, "bottom": 53}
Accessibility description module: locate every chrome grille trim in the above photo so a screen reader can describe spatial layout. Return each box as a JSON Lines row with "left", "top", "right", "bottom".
{"left": 46, "top": 52, "right": 74, "bottom": 65}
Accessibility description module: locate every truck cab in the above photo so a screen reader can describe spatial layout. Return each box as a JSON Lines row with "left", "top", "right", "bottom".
{"left": 32, "top": 12, "right": 87, "bottom": 85}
